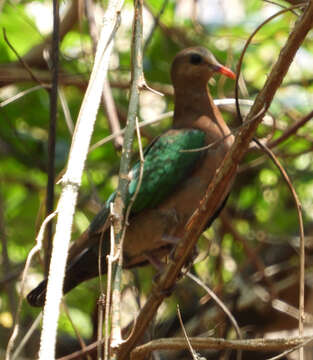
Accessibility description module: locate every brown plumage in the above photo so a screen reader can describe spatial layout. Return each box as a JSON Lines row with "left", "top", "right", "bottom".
{"left": 27, "top": 47, "right": 236, "bottom": 307}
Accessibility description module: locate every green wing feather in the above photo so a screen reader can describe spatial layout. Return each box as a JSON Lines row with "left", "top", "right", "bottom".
{"left": 129, "top": 129, "right": 206, "bottom": 212}
{"left": 89, "top": 129, "right": 206, "bottom": 233}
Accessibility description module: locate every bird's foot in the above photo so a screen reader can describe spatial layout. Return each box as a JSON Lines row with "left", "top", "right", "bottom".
{"left": 143, "top": 253, "right": 165, "bottom": 271}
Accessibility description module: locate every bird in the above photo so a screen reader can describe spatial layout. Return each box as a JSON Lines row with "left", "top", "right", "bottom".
{"left": 27, "top": 47, "right": 236, "bottom": 307}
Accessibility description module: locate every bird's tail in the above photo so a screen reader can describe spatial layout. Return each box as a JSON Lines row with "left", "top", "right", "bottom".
{"left": 27, "top": 279, "right": 48, "bottom": 307}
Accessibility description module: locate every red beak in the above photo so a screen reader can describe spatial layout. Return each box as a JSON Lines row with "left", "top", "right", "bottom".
{"left": 216, "top": 65, "right": 236, "bottom": 80}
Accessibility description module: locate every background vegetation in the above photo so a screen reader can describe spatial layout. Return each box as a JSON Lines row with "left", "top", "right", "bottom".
{"left": 0, "top": 0, "right": 313, "bottom": 359}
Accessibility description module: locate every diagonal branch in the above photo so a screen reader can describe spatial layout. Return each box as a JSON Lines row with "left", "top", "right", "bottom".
{"left": 130, "top": 336, "right": 313, "bottom": 360}
{"left": 118, "top": 2, "right": 313, "bottom": 359}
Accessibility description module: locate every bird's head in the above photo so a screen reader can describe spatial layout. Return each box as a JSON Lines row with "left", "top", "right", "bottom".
{"left": 171, "top": 47, "right": 236, "bottom": 89}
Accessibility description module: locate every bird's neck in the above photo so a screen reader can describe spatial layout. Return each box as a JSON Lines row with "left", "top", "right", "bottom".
{"left": 173, "top": 85, "right": 224, "bottom": 130}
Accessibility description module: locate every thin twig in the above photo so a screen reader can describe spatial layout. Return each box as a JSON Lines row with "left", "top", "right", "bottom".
{"left": 62, "top": 302, "right": 91, "bottom": 360}
{"left": 3, "top": 29, "right": 46, "bottom": 87}
{"left": 234, "top": 3, "right": 305, "bottom": 123}
{"left": 143, "top": 0, "right": 169, "bottom": 52}
{"left": 5, "top": 211, "right": 57, "bottom": 360}
{"left": 254, "top": 139, "right": 305, "bottom": 355}
{"left": 177, "top": 305, "right": 203, "bottom": 360}
{"left": 266, "top": 336, "right": 313, "bottom": 360}
{"left": 104, "top": 204, "right": 118, "bottom": 360}
{"left": 59, "top": 87, "right": 74, "bottom": 134}
{"left": 98, "top": 294, "right": 105, "bottom": 360}
{"left": 0, "top": 85, "right": 48, "bottom": 108}
{"left": 130, "top": 336, "right": 313, "bottom": 360}
{"left": 268, "top": 109, "right": 313, "bottom": 148}
{"left": 89, "top": 99, "right": 257, "bottom": 152}
{"left": 97, "top": 229, "right": 108, "bottom": 360}
{"left": 11, "top": 313, "right": 42, "bottom": 360}
{"left": 187, "top": 272, "right": 242, "bottom": 360}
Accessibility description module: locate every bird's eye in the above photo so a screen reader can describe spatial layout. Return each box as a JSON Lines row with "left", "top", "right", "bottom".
{"left": 190, "top": 53, "right": 203, "bottom": 65}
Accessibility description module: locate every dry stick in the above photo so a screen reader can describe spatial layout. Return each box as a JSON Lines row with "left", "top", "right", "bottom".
{"left": 0, "top": 64, "right": 171, "bottom": 95}
{"left": 271, "top": 298, "right": 313, "bottom": 324}
{"left": 119, "top": 4, "right": 313, "bottom": 359}
{"left": 0, "top": 85, "right": 48, "bottom": 107}
{"left": 130, "top": 336, "right": 313, "bottom": 360}
{"left": 5, "top": 211, "right": 57, "bottom": 360}
{"left": 37, "top": 1, "right": 124, "bottom": 358}
{"left": 97, "top": 224, "right": 109, "bottom": 360}
{"left": 104, "top": 205, "right": 119, "bottom": 360}
{"left": 97, "top": 294, "right": 105, "bottom": 360}
{"left": 55, "top": 335, "right": 313, "bottom": 360}
{"left": 59, "top": 87, "right": 74, "bottom": 134}
{"left": 45, "top": 0, "right": 60, "bottom": 276}
{"left": 110, "top": 0, "right": 144, "bottom": 351}
{"left": 187, "top": 273, "right": 241, "bottom": 340}
{"left": 268, "top": 108, "right": 313, "bottom": 148}
{"left": 176, "top": 305, "right": 201, "bottom": 360}
{"left": 254, "top": 139, "right": 306, "bottom": 356}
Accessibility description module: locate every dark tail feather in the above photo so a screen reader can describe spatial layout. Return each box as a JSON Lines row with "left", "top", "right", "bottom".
{"left": 27, "top": 279, "right": 48, "bottom": 307}
{"left": 27, "top": 239, "right": 109, "bottom": 307}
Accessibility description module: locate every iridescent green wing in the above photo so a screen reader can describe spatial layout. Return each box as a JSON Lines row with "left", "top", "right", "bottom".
{"left": 129, "top": 129, "right": 206, "bottom": 213}
{"left": 89, "top": 129, "right": 206, "bottom": 233}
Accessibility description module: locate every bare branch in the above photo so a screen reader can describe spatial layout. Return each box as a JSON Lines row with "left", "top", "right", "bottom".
{"left": 110, "top": 0, "right": 144, "bottom": 350}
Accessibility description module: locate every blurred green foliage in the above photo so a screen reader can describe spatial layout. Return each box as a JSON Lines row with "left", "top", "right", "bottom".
{"left": 0, "top": 0, "right": 313, "bottom": 357}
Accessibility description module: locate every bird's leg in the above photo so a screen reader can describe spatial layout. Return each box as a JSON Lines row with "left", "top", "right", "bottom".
{"left": 148, "top": 260, "right": 176, "bottom": 299}
{"left": 161, "top": 234, "right": 181, "bottom": 245}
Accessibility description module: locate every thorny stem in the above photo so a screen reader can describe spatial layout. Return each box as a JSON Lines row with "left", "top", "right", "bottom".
{"left": 110, "top": 0, "right": 144, "bottom": 352}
